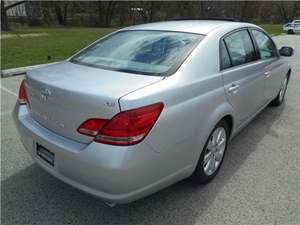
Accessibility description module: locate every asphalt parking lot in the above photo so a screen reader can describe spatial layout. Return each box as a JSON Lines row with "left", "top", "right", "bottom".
{"left": 1, "top": 35, "right": 300, "bottom": 225}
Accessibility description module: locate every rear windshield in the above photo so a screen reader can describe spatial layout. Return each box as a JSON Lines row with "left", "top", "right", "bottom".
{"left": 70, "top": 30, "right": 203, "bottom": 76}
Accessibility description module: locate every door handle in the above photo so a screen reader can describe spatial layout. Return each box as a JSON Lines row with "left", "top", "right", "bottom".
{"left": 264, "top": 71, "right": 271, "bottom": 78}
{"left": 228, "top": 84, "right": 239, "bottom": 93}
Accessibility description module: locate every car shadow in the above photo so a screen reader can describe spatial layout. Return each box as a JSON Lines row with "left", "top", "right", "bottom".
{"left": 1, "top": 104, "right": 286, "bottom": 225}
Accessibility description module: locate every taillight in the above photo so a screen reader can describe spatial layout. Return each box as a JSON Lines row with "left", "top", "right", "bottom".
{"left": 77, "top": 102, "right": 164, "bottom": 146}
{"left": 18, "top": 80, "right": 28, "bottom": 105}
{"left": 77, "top": 119, "right": 108, "bottom": 137}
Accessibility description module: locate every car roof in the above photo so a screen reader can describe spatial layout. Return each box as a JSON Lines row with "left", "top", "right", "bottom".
{"left": 122, "top": 20, "right": 258, "bottom": 35}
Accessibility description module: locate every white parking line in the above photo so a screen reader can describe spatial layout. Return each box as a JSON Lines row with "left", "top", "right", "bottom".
{"left": 1, "top": 86, "right": 17, "bottom": 97}
{"left": 1, "top": 111, "right": 12, "bottom": 116}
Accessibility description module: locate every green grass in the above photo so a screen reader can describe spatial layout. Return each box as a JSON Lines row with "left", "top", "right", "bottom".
{"left": 259, "top": 24, "right": 282, "bottom": 36}
{"left": 1, "top": 24, "right": 282, "bottom": 69}
{"left": 1, "top": 27, "right": 116, "bottom": 69}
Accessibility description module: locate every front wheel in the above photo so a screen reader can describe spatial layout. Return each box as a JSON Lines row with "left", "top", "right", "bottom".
{"left": 270, "top": 76, "right": 289, "bottom": 106}
{"left": 287, "top": 29, "right": 294, "bottom": 34}
{"left": 191, "top": 120, "right": 229, "bottom": 184}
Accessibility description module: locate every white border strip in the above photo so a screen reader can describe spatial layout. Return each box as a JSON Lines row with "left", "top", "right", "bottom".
{"left": 1, "top": 86, "right": 18, "bottom": 97}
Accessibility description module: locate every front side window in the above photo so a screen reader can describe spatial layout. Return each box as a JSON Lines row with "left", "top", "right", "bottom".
{"left": 251, "top": 30, "right": 277, "bottom": 60}
{"left": 224, "top": 30, "right": 256, "bottom": 67}
{"left": 71, "top": 30, "right": 203, "bottom": 76}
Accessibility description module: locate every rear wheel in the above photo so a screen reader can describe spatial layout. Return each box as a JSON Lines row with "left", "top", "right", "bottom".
{"left": 191, "top": 120, "right": 229, "bottom": 184}
{"left": 270, "top": 75, "right": 289, "bottom": 106}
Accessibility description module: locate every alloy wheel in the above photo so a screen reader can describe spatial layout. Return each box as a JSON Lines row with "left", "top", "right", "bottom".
{"left": 203, "top": 127, "right": 227, "bottom": 176}
{"left": 279, "top": 77, "right": 288, "bottom": 103}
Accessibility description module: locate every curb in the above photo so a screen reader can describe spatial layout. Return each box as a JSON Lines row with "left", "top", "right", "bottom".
{"left": 1, "top": 62, "right": 59, "bottom": 78}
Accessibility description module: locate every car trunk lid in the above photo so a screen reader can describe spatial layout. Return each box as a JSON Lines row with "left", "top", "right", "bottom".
{"left": 25, "top": 61, "right": 163, "bottom": 143}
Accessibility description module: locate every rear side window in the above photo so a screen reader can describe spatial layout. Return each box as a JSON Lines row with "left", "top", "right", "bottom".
{"left": 224, "top": 30, "right": 256, "bottom": 67}
{"left": 220, "top": 41, "right": 231, "bottom": 70}
{"left": 251, "top": 30, "right": 278, "bottom": 59}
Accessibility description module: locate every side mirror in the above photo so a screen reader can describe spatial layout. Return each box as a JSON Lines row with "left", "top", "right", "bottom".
{"left": 279, "top": 46, "right": 294, "bottom": 57}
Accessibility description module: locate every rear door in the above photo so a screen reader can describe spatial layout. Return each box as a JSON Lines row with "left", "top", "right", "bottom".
{"left": 221, "top": 29, "right": 265, "bottom": 126}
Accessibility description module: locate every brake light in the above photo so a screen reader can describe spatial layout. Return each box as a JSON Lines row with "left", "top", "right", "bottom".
{"left": 18, "top": 80, "right": 28, "bottom": 105}
{"left": 77, "top": 102, "right": 164, "bottom": 146}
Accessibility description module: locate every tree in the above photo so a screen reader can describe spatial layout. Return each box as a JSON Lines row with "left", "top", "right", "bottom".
{"left": 97, "top": 1, "right": 117, "bottom": 27}
{"left": 53, "top": 1, "right": 69, "bottom": 25}
{"left": 276, "top": 1, "right": 300, "bottom": 23}
{"left": 1, "top": 0, "right": 26, "bottom": 30}
{"left": 135, "top": 1, "right": 157, "bottom": 23}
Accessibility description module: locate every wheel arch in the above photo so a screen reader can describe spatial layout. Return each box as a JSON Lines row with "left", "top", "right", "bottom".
{"left": 220, "top": 114, "right": 234, "bottom": 139}
{"left": 190, "top": 108, "right": 235, "bottom": 183}
{"left": 201, "top": 103, "right": 235, "bottom": 148}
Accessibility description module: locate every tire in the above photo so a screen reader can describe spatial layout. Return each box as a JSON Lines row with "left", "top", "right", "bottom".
{"left": 287, "top": 29, "right": 294, "bottom": 34}
{"left": 191, "top": 120, "right": 230, "bottom": 184}
{"left": 270, "top": 75, "right": 289, "bottom": 106}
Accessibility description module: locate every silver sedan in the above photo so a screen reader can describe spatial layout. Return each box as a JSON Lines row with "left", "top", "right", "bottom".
{"left": 13, "top": 19, "right": 293, "bottom": 205}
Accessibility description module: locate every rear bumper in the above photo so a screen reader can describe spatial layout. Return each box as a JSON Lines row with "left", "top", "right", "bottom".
{"left": 13, "top": 104, "right": 191, "bottom": 204}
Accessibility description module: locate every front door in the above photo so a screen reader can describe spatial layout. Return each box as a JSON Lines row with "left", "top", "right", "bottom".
{"left": 250, "top": 29, "right": 283, "bottom": 102}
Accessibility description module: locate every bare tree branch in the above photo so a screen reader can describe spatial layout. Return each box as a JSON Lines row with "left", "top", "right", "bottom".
{"left": 4, "top": 0, "right": 25, "bottom": 11}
